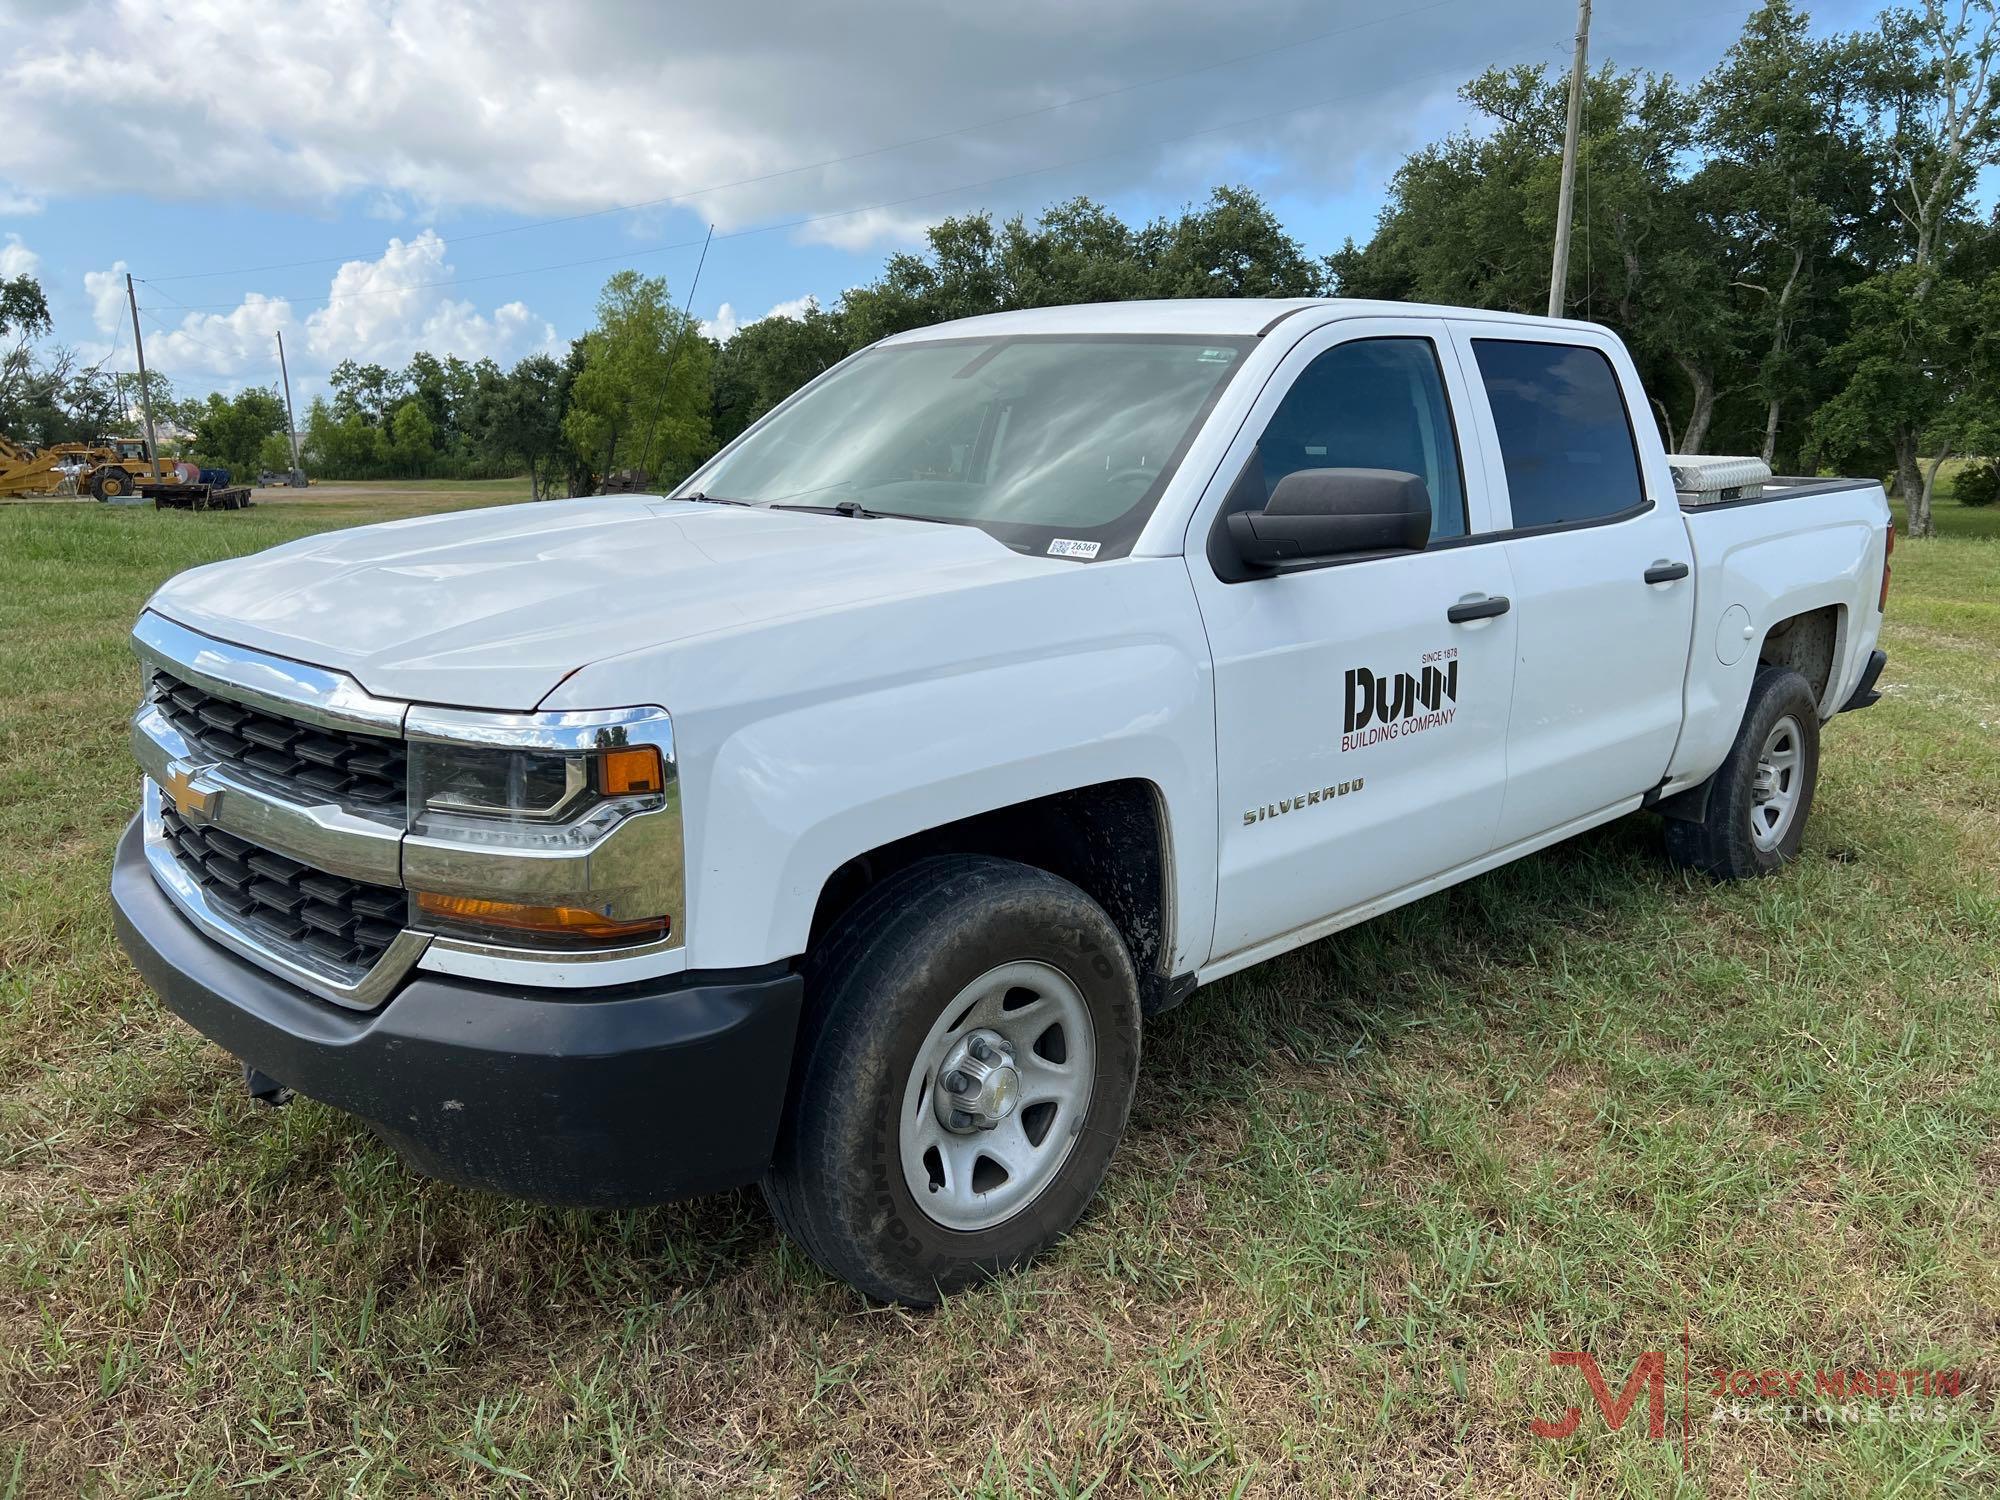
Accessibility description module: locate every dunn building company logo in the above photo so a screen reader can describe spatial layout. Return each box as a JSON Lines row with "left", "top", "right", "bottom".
{"left": 1342, "top": 648, "right": 1458, "bottom": 752}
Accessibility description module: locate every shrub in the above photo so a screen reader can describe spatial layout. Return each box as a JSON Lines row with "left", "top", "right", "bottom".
{"left": 1953, "top": 459, "right": 2000, "bottom": 508}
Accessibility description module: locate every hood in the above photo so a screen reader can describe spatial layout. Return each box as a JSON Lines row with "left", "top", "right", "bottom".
{"left": 147, "top": 496, "right": 1051, "bottom": 709}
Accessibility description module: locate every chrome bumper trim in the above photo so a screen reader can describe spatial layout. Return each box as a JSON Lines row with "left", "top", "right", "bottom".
{"left": 403, "top": 785, "right": 683, "bottom": 925}
{"left": 403, "top": 706, "right": 684, "bottom": 934}
{"left": 131, "top": 703, "right": 405, "bottom": 887}
{"left": 418, "top": 931, "right": 688, "bottom": 988}
{"left": 139, "top": 780, "right": 430, "bottom": 1011}
{"left": 133, "top": 610, "right": 406, "bottom": 737}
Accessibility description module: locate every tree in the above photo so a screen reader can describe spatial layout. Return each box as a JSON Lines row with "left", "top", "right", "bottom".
{"left": 0, "top": 273, "right": 52, "bottom": 436}
{"left": 563, "top": 271, "right": 714, "bottom": 488}
{"left": 710, "top": 299, "right": 851, "bottom": 445}
{"left": 401, "top": 351, "right": 452, "bottom": 450}
{"left": 1327, "top": 64, "right": 1733, "bottom": 450}
{"left": 1822, "top": 0, "right": 2000, "bottom": 533}
{"left": 1815, "top": 249, "right": 1996, "bottom": 519}
{"left": 191, "top": 387, "right": 287, "bottom": 474}
{"left": 841, "top": 187, "right": 1325, "bottom": 347}
{"left": 1693, "top": 1, "right": 1877, "bottom": 464}
{"left": 483, "top": 352, "right": 575, "bottom": 498}
{"left": 388, "top": 397, "right": 437, "bottom": 475}
{"left": 1136, "top": 185, "right": 1325, "bottom": 298}
{"left": 256, "top": 431, "right": 295, "bottom": 474}
{"left": 327, "top": 360, "right": 404, "bottom": 425}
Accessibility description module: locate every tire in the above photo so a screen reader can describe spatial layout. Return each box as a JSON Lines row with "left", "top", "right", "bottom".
{"left": 1664, "top": 664, "right": 1821, "bottom": 879}
{"left": 763, "top": 854, "right": 1141, "bottom": 1305}
{"left": 94, "top": 468, "right": 129, "bottom": 500}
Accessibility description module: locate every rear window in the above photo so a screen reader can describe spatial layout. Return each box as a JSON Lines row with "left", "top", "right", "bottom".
{"left": 1472, "top": 340, "right": 1644, "bottom": 529}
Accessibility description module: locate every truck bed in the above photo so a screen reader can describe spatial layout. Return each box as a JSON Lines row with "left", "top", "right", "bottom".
{"left": 1668, "top": 474, "right": 1890, "bottom": 787}
{"left": 1679, "top": 474, "right": 1873, "bottom": 513}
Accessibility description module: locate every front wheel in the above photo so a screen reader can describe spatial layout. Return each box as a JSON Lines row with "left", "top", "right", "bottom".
{"left": 763, "top": 855, "right": 1141, "bottom": 1305}
{"left": 1664, "top": 664, "right": 1821, "bottom": 879}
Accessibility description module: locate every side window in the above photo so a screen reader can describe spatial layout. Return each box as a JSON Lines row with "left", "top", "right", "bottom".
{"left": 1256, "top": 338, "right": 1467, "bottom": 541}
{"left": 1471, "top": 340, "right": 1644, "bottom": 529}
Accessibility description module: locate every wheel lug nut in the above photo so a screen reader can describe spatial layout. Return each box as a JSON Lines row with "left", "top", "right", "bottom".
{"left": 944, "top": 1070, "right": 970, "bottom": 1094}
{"left": 970, "top": 1038, "right": 994, "bottom": 1062}
{"left": 949, "top": 1109, "right": 974, "bottom": 1130}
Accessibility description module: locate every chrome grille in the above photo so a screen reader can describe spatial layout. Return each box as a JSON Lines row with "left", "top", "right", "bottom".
{"left": 151, "top": 670, "right": 407, "bottom": 813}
{"left": 158, "top": 794, "right": 405, "bottom": 971}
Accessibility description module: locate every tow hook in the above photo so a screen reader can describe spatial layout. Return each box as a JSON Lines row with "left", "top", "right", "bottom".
{"left": 242, "top": 1063, "right": 294, "bottom": 1106}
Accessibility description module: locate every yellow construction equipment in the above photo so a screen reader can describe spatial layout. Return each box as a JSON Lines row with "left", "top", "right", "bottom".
{"left": 0, "top": 433, "right": 160, "bottom": 499}
{"left": 0, "top": 435, "right": 84, "bottom": 498}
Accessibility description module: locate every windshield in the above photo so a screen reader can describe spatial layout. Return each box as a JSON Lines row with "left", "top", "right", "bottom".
{"left": 680, "top": 334, "right": 1253, "bottom": 559}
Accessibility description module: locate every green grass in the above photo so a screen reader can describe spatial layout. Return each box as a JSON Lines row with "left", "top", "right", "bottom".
{"left": 2, "top": 482, "right": 1997, "bottom": 1496}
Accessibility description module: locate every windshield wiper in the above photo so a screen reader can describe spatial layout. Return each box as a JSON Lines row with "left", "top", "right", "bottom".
{"left": 674, "top": 491, "right": 754, "bottom": 506}
{"left": 770, "top": 498, "right": 876, "bottom": 517}
{"left": 773, "top": 499, "right": 954, "bottom": 524}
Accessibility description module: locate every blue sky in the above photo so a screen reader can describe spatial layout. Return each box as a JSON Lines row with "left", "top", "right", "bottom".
{"left": 0, "top": 0, "right": 1888, "bottom": 410}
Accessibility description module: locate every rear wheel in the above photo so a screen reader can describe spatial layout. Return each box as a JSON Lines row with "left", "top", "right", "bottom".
{"left": 94, "top": 467, "right": 130, "bottom": 500}
{"left": 1664, "top": 664, "right": 1821, "bottom": 879}
{"left": 763, "top": 855, "right": 1141, "bottom": 1305}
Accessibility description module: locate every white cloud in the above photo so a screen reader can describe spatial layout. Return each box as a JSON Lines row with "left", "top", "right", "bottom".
{"left": 82, "top": 232, "right": 553, "bottom": 392}
{"left": 0, "top": 1, "right": 1710, "bottom": 256}
{"left": 0, "top": 184, "right": 41, "bottom": 215}
{"left": 151, "top": 293, "right": 293, "bottom": 380}
{"left": 83, "top": 260, "right": 129, "bottom": 333}
{"left": 702, "top": 293, "right": 818, "bottom": 343}
{"left": 0, "top": 232, "right": 38, "bottom": 278}
{"left": 700, "top": 303, "right": 743, "bottom": 343}
{"left": 301, "top": 230, "right": 555, "bottom": 369}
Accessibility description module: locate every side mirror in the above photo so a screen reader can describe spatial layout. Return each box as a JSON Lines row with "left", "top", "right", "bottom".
{"left": 1226, "top": 467, "right": 1432, "bottom": 568}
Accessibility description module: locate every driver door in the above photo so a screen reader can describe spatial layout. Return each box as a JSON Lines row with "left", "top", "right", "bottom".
{"left": 1187, "top": 319, "right": 1517, "bottom": 965}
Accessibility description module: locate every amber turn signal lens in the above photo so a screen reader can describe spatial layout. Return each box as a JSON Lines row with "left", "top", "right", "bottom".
{"left": 414, "top": 891, "right": 669, "bottom": 943}
{"left": 595, "top": 746, "right": 665, "bottom": 796}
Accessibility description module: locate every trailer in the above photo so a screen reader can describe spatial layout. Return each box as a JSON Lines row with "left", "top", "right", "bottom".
{"left": 141, "top": 480, "right": 253, "bottom": 511}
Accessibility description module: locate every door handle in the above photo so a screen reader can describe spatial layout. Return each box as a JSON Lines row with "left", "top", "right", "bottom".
{"left": 1446, "top": 595, "right": 1510, "bottom": 623}
{"left": 1644, "top": 560, "right": 1691, "bottom": 584}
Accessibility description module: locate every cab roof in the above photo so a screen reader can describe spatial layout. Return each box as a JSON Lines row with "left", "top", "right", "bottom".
{"left": 876, "top": 298, "right": 1604, "bottom": 343}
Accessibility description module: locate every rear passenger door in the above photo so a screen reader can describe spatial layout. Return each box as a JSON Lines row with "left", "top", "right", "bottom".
{"left": 1190, "top": 319, "right": 1518, "bottom": 963}
{"left": 1447, "top": 327, "right": 1696, "bottom": 847}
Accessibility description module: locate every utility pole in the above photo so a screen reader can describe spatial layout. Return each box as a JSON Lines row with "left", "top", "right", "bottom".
{"left": 275, "top": 330, "right": 303, "bottom": 483}
{"left": 125, "top": 272, "right": 165, "bottom": 479}
{"left": 1547, "top": 0, "right": 1592, "bottom": 319}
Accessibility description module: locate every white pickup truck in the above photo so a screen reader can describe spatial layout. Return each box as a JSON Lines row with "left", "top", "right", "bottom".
{"left": 112, "top": 299, "right": 1891, "bottom": 1303}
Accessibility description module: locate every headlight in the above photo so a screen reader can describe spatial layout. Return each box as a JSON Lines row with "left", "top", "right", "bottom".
{"left": 402, "top": 706, "right": 682, "bottom": 951}
{"left": 410, "top": 742, "right": 665, "bottom": 828}
{"left": 413, "top": 744, "right": 591, "bottom": 822}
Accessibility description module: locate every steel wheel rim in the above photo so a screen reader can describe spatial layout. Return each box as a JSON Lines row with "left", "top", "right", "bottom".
{"left": 898, "top": 959, "right": 1095, "bottom": 1232}
{"left": 1749, "top": 714, "right": 1804, "bottom": 851}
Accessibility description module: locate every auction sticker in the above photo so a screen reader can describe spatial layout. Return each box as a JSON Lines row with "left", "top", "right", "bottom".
{"left": 1048, "top": 539, "right": 1101, "bottom": 559}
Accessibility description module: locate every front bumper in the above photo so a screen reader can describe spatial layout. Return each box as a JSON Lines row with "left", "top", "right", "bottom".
{"left": 111, "top": 815, "right": 803, "bottom": 1207}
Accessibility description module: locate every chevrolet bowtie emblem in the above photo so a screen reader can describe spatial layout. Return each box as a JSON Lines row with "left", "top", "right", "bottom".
{"left": 161, "top": 759, "right": 222, "bottom": 823}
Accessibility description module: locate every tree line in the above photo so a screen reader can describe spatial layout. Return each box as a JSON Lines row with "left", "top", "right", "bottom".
{"left": 3, "top": 0, "right": 1993, "bottom": 535}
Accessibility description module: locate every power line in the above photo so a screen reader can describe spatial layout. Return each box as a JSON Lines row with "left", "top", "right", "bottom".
{"left": 143, "top": 0, "right": 1476, "bottom": 285}
{"left": 140, "top": 42, "right": 1567, "bottom": 318}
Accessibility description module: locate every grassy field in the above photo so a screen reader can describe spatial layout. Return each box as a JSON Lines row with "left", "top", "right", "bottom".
{"left": 1, "top": 481, "right": 1996, "bottom": 1496}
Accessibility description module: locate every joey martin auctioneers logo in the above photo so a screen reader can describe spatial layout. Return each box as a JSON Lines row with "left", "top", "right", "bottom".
{"left": 1526, "top": 1327, "right": 1975, "bottom": 1468}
